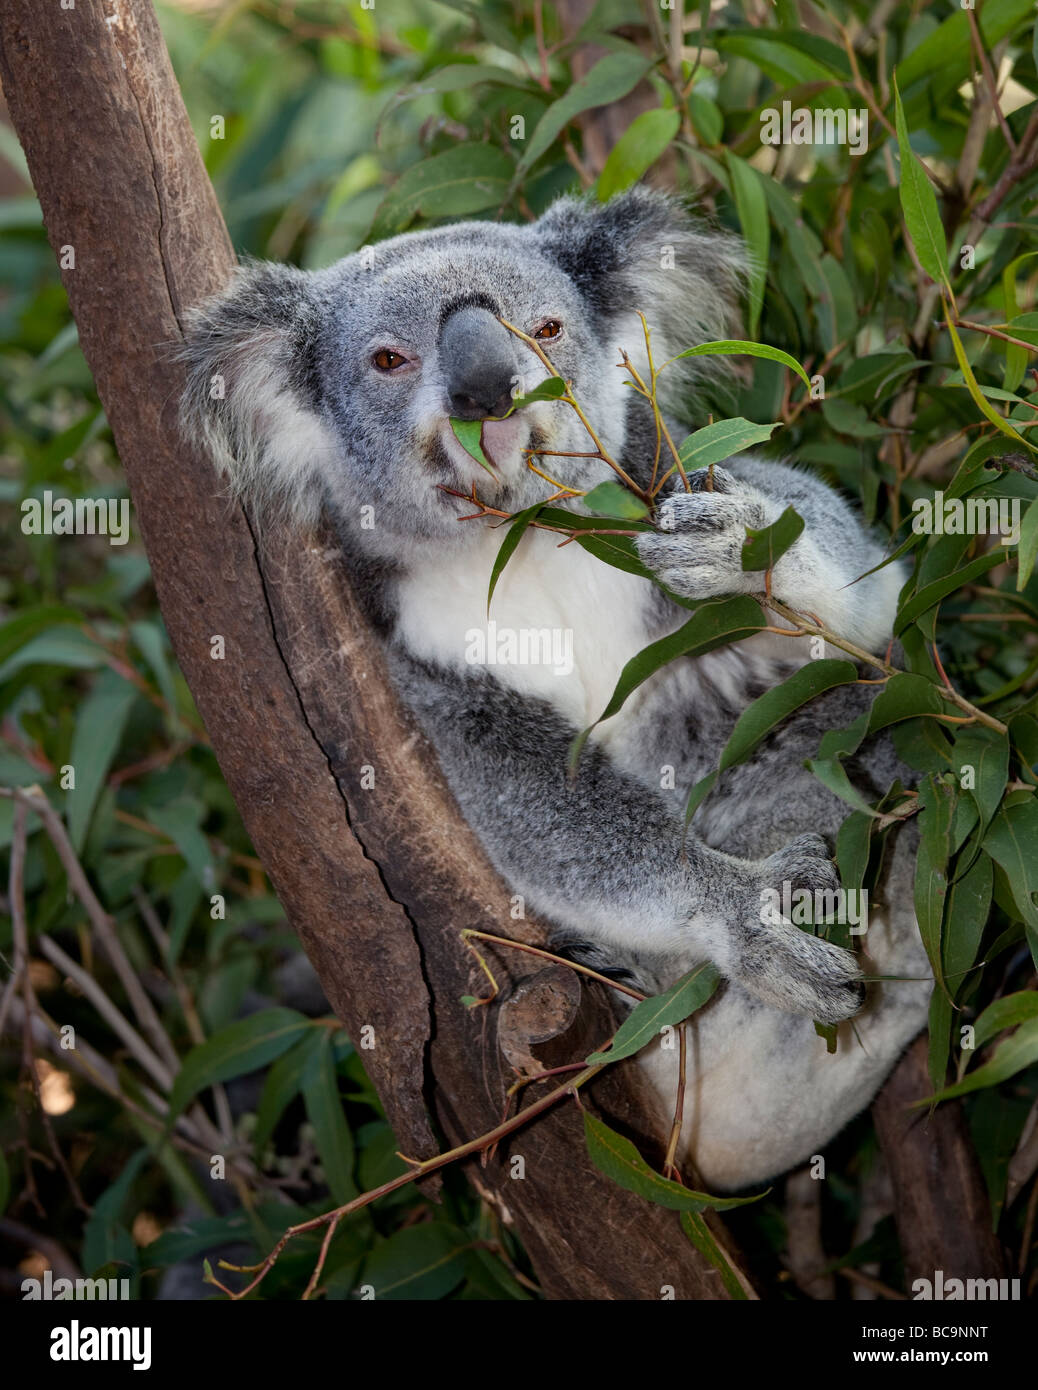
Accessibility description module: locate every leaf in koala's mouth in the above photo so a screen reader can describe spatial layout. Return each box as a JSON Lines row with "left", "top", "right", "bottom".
{"left": 449, "top": 417, "right": 498, "bottom": 477}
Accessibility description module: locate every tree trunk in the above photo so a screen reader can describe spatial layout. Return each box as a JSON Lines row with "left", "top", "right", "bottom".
{"left": 0, "top": 0, "right": 738, "bottom": 1299}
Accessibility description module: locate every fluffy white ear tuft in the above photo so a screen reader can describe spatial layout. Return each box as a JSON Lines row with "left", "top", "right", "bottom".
{"left": 177, "top": 260, "right": 338, "bottom": 527}
{"left": 534, "top": 187, "right": 748, "bottom": 412}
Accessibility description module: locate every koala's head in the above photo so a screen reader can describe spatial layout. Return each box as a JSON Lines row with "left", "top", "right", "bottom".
{"left": 180, "top": 188, "right": 743, "bottom": 550}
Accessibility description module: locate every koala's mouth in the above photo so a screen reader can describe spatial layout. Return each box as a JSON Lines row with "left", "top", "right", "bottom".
{"left": 436, "top": 414, "right": 549, "bottom": 486}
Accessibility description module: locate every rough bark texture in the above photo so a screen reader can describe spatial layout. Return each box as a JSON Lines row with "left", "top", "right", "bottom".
{"left": 0, "top": 0, "right": 737, "bottom": 1298}
{"left": 872, "top": 1036, "right": 1006, "bottom": 1284}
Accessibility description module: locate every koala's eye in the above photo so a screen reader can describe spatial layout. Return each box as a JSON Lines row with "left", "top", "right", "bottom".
{"left": 533, "top": 319, "right": 563, "bottom": 342}
{"left": 372, "top": 349, "right": 409, "bottom": 372}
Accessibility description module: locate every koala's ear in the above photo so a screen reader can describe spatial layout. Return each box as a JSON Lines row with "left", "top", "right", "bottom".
{"left": 178, "top": 260, "right": 336, "bottom": 525}
{"left": 533, "top": 187, "right": 745, "bottom": 348}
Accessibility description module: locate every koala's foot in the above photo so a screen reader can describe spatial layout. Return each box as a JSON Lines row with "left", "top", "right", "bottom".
{"left": 635, "top": 467, "right": 767, "bottom": 600}
{"left": 737, "top": 833, "right": 865, "bottom": 1025}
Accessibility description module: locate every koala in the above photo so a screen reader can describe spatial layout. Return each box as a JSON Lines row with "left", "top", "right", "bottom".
{"left": 180, "top": 188, "right": 932, "bottom": 1191}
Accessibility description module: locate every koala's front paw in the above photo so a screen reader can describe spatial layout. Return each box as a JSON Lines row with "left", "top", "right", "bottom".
{"left": 737, "top": 833, "right": 865, "bottom": 1025}
{"left": 635, "top": 467, "right": 767, "bottom": 600}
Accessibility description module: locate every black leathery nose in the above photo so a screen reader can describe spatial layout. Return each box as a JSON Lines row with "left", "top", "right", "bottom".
{"left": 440, "top": 305, "right": 518, "bottom": 421}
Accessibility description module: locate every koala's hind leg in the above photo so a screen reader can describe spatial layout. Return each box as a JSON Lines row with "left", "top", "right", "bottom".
{"left": 638, "top": 829, "right": 931, "bottom": 1191}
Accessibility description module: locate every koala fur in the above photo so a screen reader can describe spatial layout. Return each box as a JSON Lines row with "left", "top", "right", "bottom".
{"left": 180, "top": 188, "right": 932, "bottom": 1191}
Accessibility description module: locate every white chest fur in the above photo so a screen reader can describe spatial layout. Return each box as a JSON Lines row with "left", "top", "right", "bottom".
{"left": 394, "top": 527, "right": 658, "bottom": 729}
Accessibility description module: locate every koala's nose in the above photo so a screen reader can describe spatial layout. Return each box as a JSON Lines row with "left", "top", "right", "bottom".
{"left": 440, "top": 305, "right": 518, "bottom": 421}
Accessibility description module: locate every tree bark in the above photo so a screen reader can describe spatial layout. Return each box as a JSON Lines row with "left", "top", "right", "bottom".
{"left": 872, "top": 1036, "right": 1006, "bottom": 1285}
{"left": 0, "top": 0, "right": 737, "bottom": 1299}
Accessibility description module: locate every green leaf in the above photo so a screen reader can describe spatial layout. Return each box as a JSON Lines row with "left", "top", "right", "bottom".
{"left": 721, "top": 660, "right": 858, "bottom": 770}
{"left": 952, "top": 729, "right": 1009, "bottom": 835}
{"left": 361, "top": 1223, "right": 466, "bottom": 1300}
{"left": 983, "top": 800, "right": 1038, "bottom": 928}
{"left": 929, "top": 986, "right": 954, "bottom": 1092}
{"left": 892, "top": 75, "right": 950, "bottom": 292}
{"left": 303, "top": 1033, "right": 357, "bottom": 1205}
{"left": 65, "top": 669, "right": 137, "bottom": 852}
{"left": 945, "top": 313, "right": 1034, "bottom": 452}
{"left": 670, "top": 339, "right": 811, "bottom": 389}
{"left": 0, "top": 625, "right": 105, "bottom": 684}
{"left": 680, "top": 1211, "right": 749, "bottom": 1299}
{"left": 836, "top": 811, "right": 874, "bottom": 896}
{"left": 404, "top": 63, "right": 537, "bottom": 95}
{"left": 725, "top": 152, "right": 769, "bottom": 336}
{"left": 1017, "top": 497, "right": 1038, "bottom": 590}
{"left": 449, "top": 418, "right": 497, "bottom": 475}
{"left": 130, "top": 619, "right": 181, "bottom": 730}
{"left": 677, "top": 417, "right": 779, "bottom": 472}
{"left": 897, "top": 0, "right": 1037, "bottom": 91}
{"left": 741, "top": 505, "right": 805, "bottom": 572}
{"left": 867, "top": 673, "right": 944, "bottom": 733}
{"left": 487, "top": 502, "right": 544, "bottom": 613}
{"left": 805, "top": 758, "right": 882, "bottom": 818}
{"left": 517, "top": 51, "right": 653, "bottom": 176}
{"left": 254, "top": 1027, "right": 328, "bottom": 1156}
{"left": 596, "top": 107, "right": 680, "bottom": 200}
{"left": 687, "top": 93, "right": 722, "bottom": 146}
{"left": 371, "top": 144, "right": 513, "bottom": 238}
{"left": 583, "top": 1111, "right": 762, "bottom": 1212}
{"left": 586, "top": 963, "right": 720, "bottom": 1065}
{"left": 513, "top": 376, "right": 567, "bottom": 407}
{"left": 918, "top": 772, "right": 957, "bottom": 870}
{"left": 584, "top": 480, "right": 649, "bottom": 520}
{"left": 683, "top": 769, "right": 719, "bottom": 827}
{"left": 818, "top": 710, "right": 871, "bottom": 761}
{"left": 82, "top": 1148, "right": 149, "bottom": 1277}
{"left": 1001, "top": 254, "right": 1038, "bottom": 392}
{"left": 894, "top": 550, "right": 1004, "bottom": 636}
{"left": 569, "top": 596, "right": 765, "bottom": 768}
{"left": 144, "top": 798, "right": 217, "bottom": 892}
{"left": 924, "top": 1014, "right": 1038, "bottom": 1103}
{"left": 575, "top": 532, "right": 656, "bottom": 578}
{"left": 0, "top": 604, "right": 84, "bottom": 667}
{"left": 914, "top": 835, "right": 949, "bottom": 998}
{"left": 169, "top": 1009, "right": 312, "bottom": 1120}
{"left": 973, "top": 991, "right": 1038, "bottom": 1051}
{"left": 714, "top": 31, "right": 850, "bottom": 85}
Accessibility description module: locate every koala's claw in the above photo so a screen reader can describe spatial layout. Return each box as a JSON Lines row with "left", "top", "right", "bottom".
{"left": 734, "top": 834, "right": 865, "bottom": 1026}
{"left": 636, "top": 471, "right": 768, "bottom": 601}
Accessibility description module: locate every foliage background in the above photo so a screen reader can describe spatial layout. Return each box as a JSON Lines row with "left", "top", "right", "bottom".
{"left": 1, "top": 0, "right": 1038, "bottom": 1300}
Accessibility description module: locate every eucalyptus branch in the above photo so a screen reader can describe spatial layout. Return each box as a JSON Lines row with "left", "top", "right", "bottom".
{"left": 461, "top": 928, "right": 646, "bottom": 1002}
{"left": 207, "top": 1061, "right": 604, "bottom": 1301}
{"left": 663, "top": 1022, "right": 688, "bottom": 1182}
{"left": 955, "top": 318, "right": 1038, "bottom": 355}
{"left": 619, "top": 320, "right": 691, "bottom": 494}
{"left": 439, "top": 484, "right": 641, "bottom": 540}
{"left": 760, "top": 597, "right": 1009, "bottom": 735}
{"left": 498, "top": 316, "right": 649, "bottom": 499}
